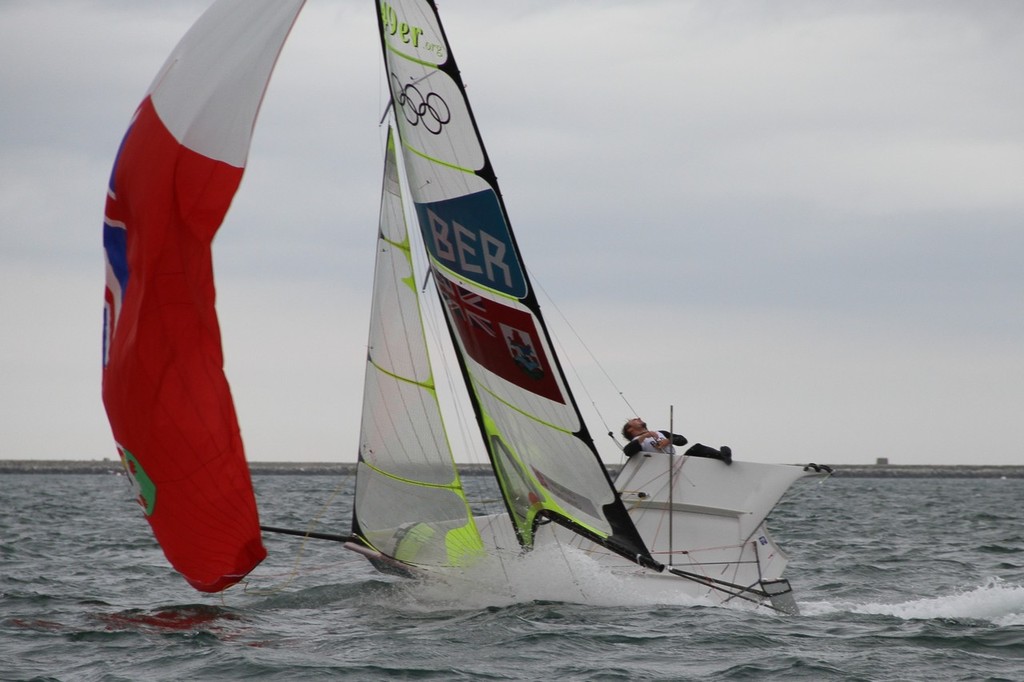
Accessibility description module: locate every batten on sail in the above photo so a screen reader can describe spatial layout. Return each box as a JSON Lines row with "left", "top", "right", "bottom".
{"left": 101, "top": 0, "right": 306, "bottom": 592}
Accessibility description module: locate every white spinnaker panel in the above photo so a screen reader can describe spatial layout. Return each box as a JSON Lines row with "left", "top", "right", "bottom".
{"left": 148, "top": 0, "right": 306, "bottom": 166}
{"left": 355, "top": 130, "right": 482, "bottom": 566}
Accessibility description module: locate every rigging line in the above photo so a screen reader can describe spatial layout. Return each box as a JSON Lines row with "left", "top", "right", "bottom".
{"left": 491, "top": 546, "right": 518, "bottom": 603}
{"left": 416, "top": 252, "right": 483, "bottom": 471}
{"left": 653, "top": 544, "right": 751, "bottom": 557}
{"left": 606, "top": 431, "right": 626, "bottom": 458}
{"left": 379, "top": 97, "right": 394, "bottom": 125}
{"left": 768, "top": 465, "right": 834, "bottom": 512}
{"left": 245, "top": 473, "right": 356, "bottom": 596}
{"left": 668, "top": 406, "right": 675, "bottom": 567}
{"left": 665, "top": 567, "right": 781, "bottom": 612}
{"left": 546, "top": 526, "right": 591, "bottom": 602}
{"left": 528, "top": 272, "right": 639, "bottom": 422}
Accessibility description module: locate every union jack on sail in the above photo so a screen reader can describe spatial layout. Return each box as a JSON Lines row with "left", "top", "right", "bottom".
{"left": 435, "top": 272, "right": 563, "bottom": 403}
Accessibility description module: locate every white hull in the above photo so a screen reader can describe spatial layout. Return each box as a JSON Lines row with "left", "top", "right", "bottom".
{"left": 472, "top": 454, "right": 823, "bottom": 612}
{"left": 349, "top": 454, "right": 824, "bottom": 612}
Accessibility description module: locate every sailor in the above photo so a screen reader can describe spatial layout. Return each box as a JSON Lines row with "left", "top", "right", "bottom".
{"left": 620, "top": 417, "right": 732, "bottom": 464}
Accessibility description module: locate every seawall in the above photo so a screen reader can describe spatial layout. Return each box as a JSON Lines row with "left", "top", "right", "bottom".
{"left": 1, "top": 460, "right": 1021, "bottom": 478}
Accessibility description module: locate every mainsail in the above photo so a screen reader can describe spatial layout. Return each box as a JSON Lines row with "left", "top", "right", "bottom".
{"left": 352, "top": 128, "right": 484, "bottom": 567}
{"left": 101, "top": 0, "right": 305, "bottom": 592}
{"left": 375, "top": 0, "right": 656, "bottom": 568}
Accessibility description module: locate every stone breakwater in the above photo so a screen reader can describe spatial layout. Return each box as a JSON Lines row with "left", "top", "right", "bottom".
{"left": 1, "top": 460, "right": 1021, "bottom": 478}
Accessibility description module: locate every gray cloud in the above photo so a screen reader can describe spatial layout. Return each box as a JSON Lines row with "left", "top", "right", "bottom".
{"left": 2, "top": 1, "right": 1021, "bottom": 465}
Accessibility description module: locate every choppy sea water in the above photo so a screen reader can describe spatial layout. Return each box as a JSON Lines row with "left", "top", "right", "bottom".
{"left": 2, "top": 472, "right": 1022, "bottom": 681}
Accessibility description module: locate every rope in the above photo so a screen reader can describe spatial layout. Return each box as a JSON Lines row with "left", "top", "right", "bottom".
{"left": 528, "top": 274, "right": 638, "bottom": 427}
{"left": 231, "top": 473, "right": 355, "bottom": 598}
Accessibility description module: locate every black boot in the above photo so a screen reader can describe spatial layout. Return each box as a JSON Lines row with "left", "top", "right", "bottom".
{"left": 719, "top": 446, "right": 733, "bottom": 465}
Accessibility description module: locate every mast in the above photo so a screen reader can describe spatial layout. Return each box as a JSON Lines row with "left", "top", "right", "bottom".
{"left": 375, "top": 0, "right": 657, "bottom": 570}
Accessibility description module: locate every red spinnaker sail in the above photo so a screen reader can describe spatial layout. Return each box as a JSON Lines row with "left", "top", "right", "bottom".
{"left": 101, "top": 0, "right": 305, "bottom": 592}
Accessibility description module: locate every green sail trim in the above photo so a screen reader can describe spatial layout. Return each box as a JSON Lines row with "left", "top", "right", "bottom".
{"left": 383, "top": 40, "right": 443, "bottom": 70}
{"left": 368, "top": 356, "right": 437, "bottom": 393}
{"left": 401, "top": 139, "right": 478, "bottom": 176}
{"left": 483, "top": 423, "right": 607, "bottom": 547}
{"left": 427, "top": 257, "right": 527, "bottom": 306}
{"left": 357, "top": 459, "right": 485, "bottom": 567}
{"left": 388, "top": 520, "right": 485, "bottom": 567}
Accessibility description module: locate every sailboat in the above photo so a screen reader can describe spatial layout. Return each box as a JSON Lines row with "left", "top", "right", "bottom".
{"left": 102, "top": 0, "right": 830, "bottom": 612}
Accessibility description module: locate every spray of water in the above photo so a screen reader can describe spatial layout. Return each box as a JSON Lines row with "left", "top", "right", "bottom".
{"left": 390, "top": 544, "right": 720, "bottom": 611}
{"left": 800, "top": 577, "right": 1024, "bottom": 626}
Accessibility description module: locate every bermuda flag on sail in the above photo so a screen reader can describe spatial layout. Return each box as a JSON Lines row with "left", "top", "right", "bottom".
{"left": 435, "top": 270, "right": 564, "bottom": 404}
{"left": 100, "top": 0, "right": 305, "bottom": 592}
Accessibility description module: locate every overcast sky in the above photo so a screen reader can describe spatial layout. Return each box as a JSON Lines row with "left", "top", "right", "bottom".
{"left": 2, "top": 0, "right": 1021, "bottom": 466}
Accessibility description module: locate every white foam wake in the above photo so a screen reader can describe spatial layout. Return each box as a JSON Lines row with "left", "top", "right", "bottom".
{"left": 800, "top": 577, "right": 1024, "bottom": 626}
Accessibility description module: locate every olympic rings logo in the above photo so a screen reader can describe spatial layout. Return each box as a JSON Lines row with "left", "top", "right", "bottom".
{"left": 392, "top": 74, "right": 451, "bottom": 135}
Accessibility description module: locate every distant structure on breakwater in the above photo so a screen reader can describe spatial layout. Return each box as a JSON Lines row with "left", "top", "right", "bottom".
{"left": 1, "top": 460, "right": 1022, "bottom": 479}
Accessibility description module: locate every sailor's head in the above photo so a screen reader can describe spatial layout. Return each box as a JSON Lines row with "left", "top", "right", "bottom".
{"left": 622, "top": 418, "right": 646, "bottom": 440}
